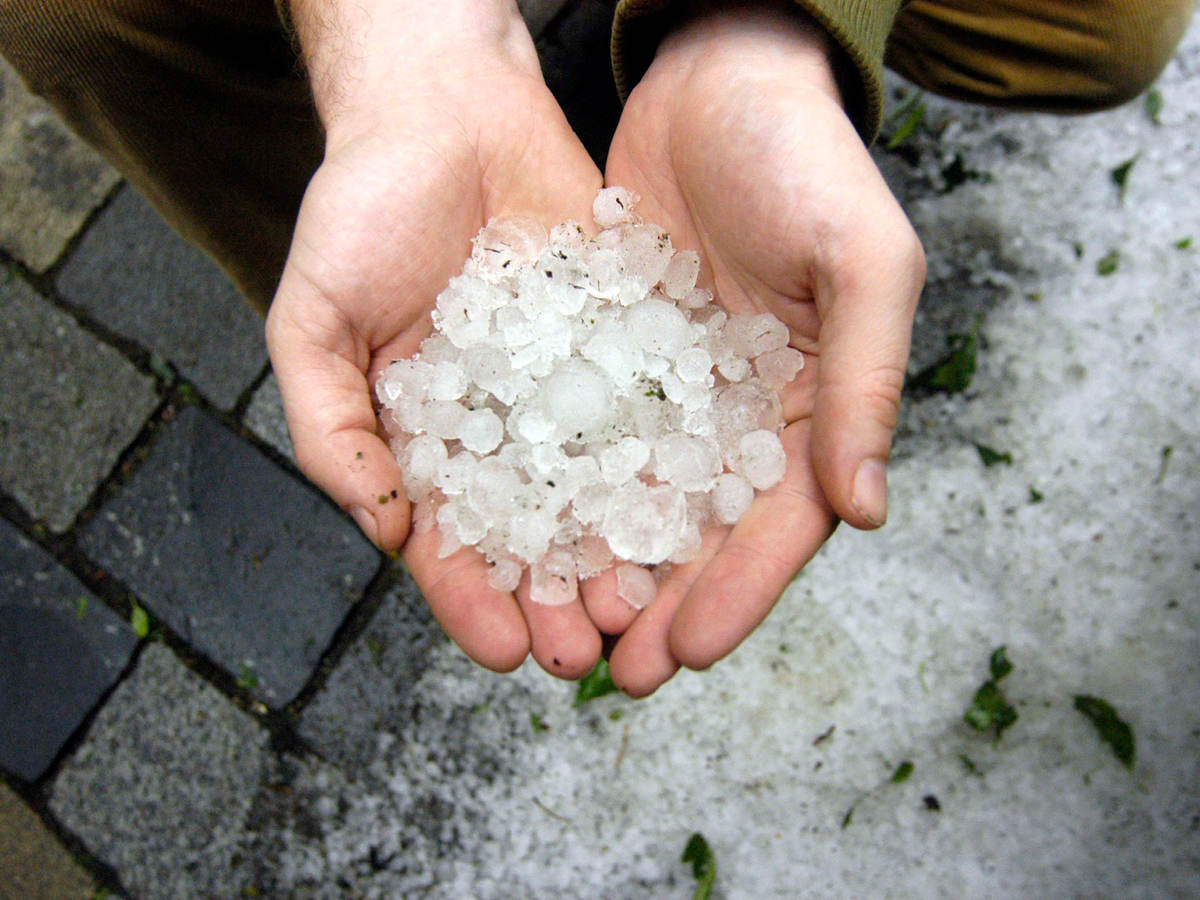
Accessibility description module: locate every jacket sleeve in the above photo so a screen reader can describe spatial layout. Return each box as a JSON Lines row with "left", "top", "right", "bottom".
{"left": 611, "top": 0, "right": 907, "bottom": 142}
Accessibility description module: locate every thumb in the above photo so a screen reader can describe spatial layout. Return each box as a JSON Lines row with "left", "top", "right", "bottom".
{"left": 266, "top": 286, "right": 410, "bottom": 551}
{"left": 809, "top": 223, "right": 924, "bottom": 530}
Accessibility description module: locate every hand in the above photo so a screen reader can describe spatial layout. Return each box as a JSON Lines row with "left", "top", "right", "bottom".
{"left": 266, "top": 0, "right": 605, "bottom": 677}
{"left": 598, "top": 4, "right": 926, "bottom": 695}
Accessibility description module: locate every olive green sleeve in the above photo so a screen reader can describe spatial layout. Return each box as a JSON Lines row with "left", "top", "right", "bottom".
{"left": 612, "top": 0, "right": 906, "bottom": 142}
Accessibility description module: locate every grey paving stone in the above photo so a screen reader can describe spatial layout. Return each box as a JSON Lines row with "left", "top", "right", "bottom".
{"left": 0, "top": 782, "right": 96, "bottom": 899}
{"left": 50, "top": 644, "right": 269, "bottom": 900}
{"left": 243, "top": 372, "right": 295, "bottom": 466}
{"left": 0, "top": 57, "right": 120, "bottom": 273}
{"left": 0, "top": 274, "right": 158, "bottom": 532}
{"left": 0, "top": 519, "right": 137, "bottom": 782}
{"left": 56, "top": 185, "right": 267, "bottom": 410}
{"left": 79, "top": 406, "right": 380, "bottom": 706}
{"left": 299, "top": 570, "right": 447, "bottom": 770}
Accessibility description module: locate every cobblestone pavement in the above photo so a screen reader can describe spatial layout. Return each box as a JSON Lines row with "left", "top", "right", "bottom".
{"left": 3, "top": 5, "right": 1199, "bottom": 899}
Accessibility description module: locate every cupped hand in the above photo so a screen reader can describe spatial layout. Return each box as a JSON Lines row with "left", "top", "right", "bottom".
{"left": 266, "top": 4, "right": 604, "bottom": 678}
{"left": 597, "top": 5, "right": 926, "bottom": 695}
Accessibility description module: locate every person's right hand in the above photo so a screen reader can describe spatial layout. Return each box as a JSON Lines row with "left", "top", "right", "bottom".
{"left": 266, "top": 0, "right": 605, "bottom": 678}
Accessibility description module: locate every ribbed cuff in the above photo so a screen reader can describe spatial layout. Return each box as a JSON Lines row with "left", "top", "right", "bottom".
{"left": 612, "top": 0, "right": 906, "bottom": 142}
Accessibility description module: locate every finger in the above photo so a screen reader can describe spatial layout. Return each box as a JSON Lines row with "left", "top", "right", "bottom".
{"left": 514, "top": 571, "right": 603, "bottom": 680}
{"left": 266, "top": 288, "right": 410, "bottom": 550}
{"left": 809, "top": 213, "right": 925, "bottom": 529}
{"left": 403, "top": 520, "right": 530, "bottom": 673}
{"left": 608, "top": 528, "right": 726, "bottom": 698}
{"left": 580, "top": 567, "right": 639, "bottom": 635}
{"left": 669, "top": 421, "right": 837, "bottom": 670}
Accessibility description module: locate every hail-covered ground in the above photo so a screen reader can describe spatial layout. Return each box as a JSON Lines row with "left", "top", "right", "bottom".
{"left": 249, "top": 20, "right": 1200, "bottom": 899}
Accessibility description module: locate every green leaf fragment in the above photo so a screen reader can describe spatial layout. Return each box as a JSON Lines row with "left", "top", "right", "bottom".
{"left": 130, "top": 604, "right": 149, "bottom": 638}
{"left": 891, "top": 760, "right": 914, "bottom": 783}
{"left": 76, "top": 596, "right": 89, "bottom": 621}
{"left": 965, "top": 646, "right": 1018, "bottom": 737}
{"left": 1145, "top": 88, "right": 1163, "bottom": 124}
{"left": 964, "top": 680, "right": 1018, "bottom": 736}
{"left": 530, "top": 712, "right": 549, "bottom": 732}
{"left": 989, "top": 645, "right": 1014, "bottom": 681}
{"left": 959, "top": 754, "right": 981, "bottom": 776}
{"left": 574, "top": 658, "right": 618, "bottom": 707}
{"left": 237, "top": 664, "right": 259, "bottom": 690}
{"left": 939, "top": 153, "right": 990, "bottom": 193}
{"left": 975, "top": 444, "right": 1013, "bottom": 467}
{"left": 914, "top": 329, "right": 978, "bottom": 394}
{"left": 1175, "top": 236, "right": 1193, "bottom": 250}
{"left": 1029, "top": 486, "right": 1044, "bottom": 504}
{"left": 840, "top": 805, "right": 855, "bottom": 829}
{"left": 1097, "top": 251, "right": 1120, "bottom": 276}
{"left": 886, "top": 101, "right": 926, "bottom": 149}
{"left": 1110, "top": 155, "right": 1138, "bottom": 202}
{"left": 1074, "top": 695, "right": 1136, "bottom": 770}
{"left": 681, "top": 833, "right": 717, "bottom": 900}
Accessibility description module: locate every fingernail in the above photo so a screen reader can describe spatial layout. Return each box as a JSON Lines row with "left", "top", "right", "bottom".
{"left": 348, "top": 505, "right": 379, "bottom": 545}
{"left": 851, "top": 458, "right": 888, "bottom": 526}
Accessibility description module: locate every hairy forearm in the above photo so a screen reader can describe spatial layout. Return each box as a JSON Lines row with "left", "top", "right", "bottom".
{"left": 286, "top": 0, "right": 540, "bottom": 133}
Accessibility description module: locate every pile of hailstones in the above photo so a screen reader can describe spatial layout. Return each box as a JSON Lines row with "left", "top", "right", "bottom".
{"left": 377, "top": 188, "right": 804, "bottom": 608}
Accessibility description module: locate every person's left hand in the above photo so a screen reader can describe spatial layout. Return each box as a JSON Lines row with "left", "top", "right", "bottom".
{"left": 592, "top": 5, "right": 926, "bottom": 695}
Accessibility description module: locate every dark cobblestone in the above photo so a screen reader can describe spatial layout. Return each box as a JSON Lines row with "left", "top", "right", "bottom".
{"left": 79, "top": 406, "right": 380, "bottom": 707}
{"left": 50, "top": 644, "right": 268, "bottom": 900}
{"left": 56, "top": 185, "right": 267, "bottom": 410}
{"left": 0, "top": 517, "right": 137, "bottom": 782}
{"left": 0, "top": 57, "right": 119, "bottom": 273}
{"left": 0, "top": 274, "right": 159, "bottom": 532}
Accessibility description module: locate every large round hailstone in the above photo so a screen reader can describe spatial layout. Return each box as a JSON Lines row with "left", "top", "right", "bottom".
{"left": 376, "top": 187, "right": 800, "bottom": 605}
{"left": 601, "top": 480, "right": 687, "bottom": 565}
{"left": 540, "top": 359, "right": 612, "bottom": 440}
{"left": 625, "top": 298, "right": 692, "bottom": 359}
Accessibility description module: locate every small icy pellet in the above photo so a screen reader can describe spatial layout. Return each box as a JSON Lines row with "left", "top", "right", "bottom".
{"left": 626, "top": 299, "right": 692, "bottom": 359}
{"left": 469, "top": 217, "right": 547, "bottom": 279}
{"left": 735, "top": 429, "right": 787, "bottom": 490}
{"left": 487, "top": 558, "right": 523, "bottom": 592}
{"left": 530, "top": 550, "right": 578, "bottom": 605}
{"left": 435, "top": 452, "right": 477, "bottom": 495}
{"left": 400, "top": 434, "right": 447, "bottom": 500}
{"left": 754, "top": 346, "right": 805, "bottom": 388}
{"left": 602, "top": 481, "right": 687, "bottom": 566}
{"left": 712, "top": 472, "right": 755, "bottom": 524}
{"left": 600, "top": 436, "right": 650, "bottom": 486}
{"left": 459, "top": 408, "right": 503, "bottom": 453}
{"left": 661, "top": 250, "right": 701, "bottom": 300}
{"left": 654, "top": 433, "right": 722, "bottom": 493}
{"left": 540, "top": 360, "right": 612, "bottom": 438}
{"left": 592, "top": 186, "right": 639, "bottom": 228}
{"left": 616, "top": 563, "right": 657, "bottom": 609}
{"left": 726, "top": 314, "right": 790, "bottom": 357}
{"left": 675, "top": 347, "right": 714, "bottom": 383}
{"left": 680, "top": 286, "right": 713, "bottom": 310}
{"left": 575, "top": 535, "right": 614, "bottom": 580}
{"left": 427, "top": 360, "right": 467, "bottom": 400}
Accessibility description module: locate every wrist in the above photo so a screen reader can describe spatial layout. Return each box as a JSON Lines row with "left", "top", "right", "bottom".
{"left": 650, "top": 2, "right": 843, "bottom": 107}
{"left": 289, "top": 0, "right": 541, "bottom": 142}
